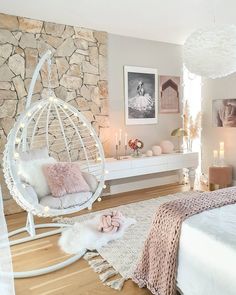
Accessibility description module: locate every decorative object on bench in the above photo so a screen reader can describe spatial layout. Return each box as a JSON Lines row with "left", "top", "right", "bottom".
{"left": 152, "top": 145, "right": 162, "bottom": 156}
{"left": 146, "top": 150, "right": 153, "bottom": 157}
{"left": 160, "top": 140, "right": 174, "bottom": 154}
{"left": 183, "top": 101, "right": 201, "bottom": 152}
{"left": 115, "top": 129, "right": 128, "bottom": 160}
{"left": 128, "top": 138, "right": 144, "bottom": 157}
{"left": 171, "top": 128, "right": 187, "bottom": 152}
{"left": 2, "top": 50, "right": 105, "bottom": 278}
{"left": 208, "top": 166, "right": 233, "bottom": 191}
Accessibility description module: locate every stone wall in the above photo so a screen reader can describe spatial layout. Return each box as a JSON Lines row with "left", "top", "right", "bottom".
{"left": 0, "top": 13, "right": 109, "bottom": 209}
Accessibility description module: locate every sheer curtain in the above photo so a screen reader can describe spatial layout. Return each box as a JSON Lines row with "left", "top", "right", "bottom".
{"left": 0, "top": 187, "right": 15, "bottom": 295}
{"left": 183, "top": 66, "right": 202, "bottom": 185}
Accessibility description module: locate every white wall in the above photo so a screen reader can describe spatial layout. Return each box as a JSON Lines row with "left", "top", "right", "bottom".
{"left": 202, "top": 73, "right": 236, "bottom": 181}
{"left": 106, "top": 34, "right": 183, "bottom": 157}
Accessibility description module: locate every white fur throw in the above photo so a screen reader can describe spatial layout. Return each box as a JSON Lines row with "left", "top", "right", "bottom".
{"left": 18, "top": 157, "right": 56, "bottom": 198}
{"left": 59, "top": 213, "right": 136, "bottom": 254}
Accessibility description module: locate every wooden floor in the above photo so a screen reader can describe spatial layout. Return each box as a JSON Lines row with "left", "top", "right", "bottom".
{"left": 6, "top": 183, "right": 192, "bottom": 295}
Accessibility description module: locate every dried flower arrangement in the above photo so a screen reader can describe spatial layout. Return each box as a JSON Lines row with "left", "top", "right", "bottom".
{"left": 183, "top": 101, "right": 201, "bottom": 151}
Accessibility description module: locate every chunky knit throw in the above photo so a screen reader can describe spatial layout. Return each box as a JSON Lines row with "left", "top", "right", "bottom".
{"left": 132, "top": 187, "right": 236, "bottom": 295}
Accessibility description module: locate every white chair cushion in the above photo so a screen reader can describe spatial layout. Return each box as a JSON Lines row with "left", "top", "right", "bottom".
{"left": 82, "top": 172, "right": 98, "bottom": 193}
{"left": 23, "top": 184, "right": 39, "bottom": 205}
{"left": 40, "top": 191, "right": 92, "bottom": 209}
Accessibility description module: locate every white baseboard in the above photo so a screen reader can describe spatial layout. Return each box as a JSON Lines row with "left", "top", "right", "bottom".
{"left": 107, "top": 173, "right": 179, "bottom": 195}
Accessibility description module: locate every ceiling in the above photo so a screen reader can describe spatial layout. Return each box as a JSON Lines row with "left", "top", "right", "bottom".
{"left": 1, "top": 0, "right": 236, "bottom": 44}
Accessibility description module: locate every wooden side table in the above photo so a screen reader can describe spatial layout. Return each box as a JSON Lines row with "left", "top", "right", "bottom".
{"left": 209, "top": 166, "right": 233, "bottom": 191}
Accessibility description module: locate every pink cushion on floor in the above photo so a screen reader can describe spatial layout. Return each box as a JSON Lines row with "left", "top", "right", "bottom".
{"left": 43, "top": 162, "right": 90, "bottom": 197}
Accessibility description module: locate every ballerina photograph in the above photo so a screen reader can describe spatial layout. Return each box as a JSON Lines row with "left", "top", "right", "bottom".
{"left": 124, "top": 66, "right": 158, "bottom": 125}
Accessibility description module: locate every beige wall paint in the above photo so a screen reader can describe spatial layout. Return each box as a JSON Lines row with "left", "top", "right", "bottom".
{"left": 202, "top": 73, "right": 236, "bottom": 181}
{"left": 106, "top": 34, "right": 183, "bottom": 157}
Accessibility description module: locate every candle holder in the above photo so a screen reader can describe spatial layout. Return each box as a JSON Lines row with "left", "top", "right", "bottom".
{"left": 115, "top": 144, "right": 119, "bottom": 160}
{"left": 115, "top": 142, "right": 122, "bottom": 160}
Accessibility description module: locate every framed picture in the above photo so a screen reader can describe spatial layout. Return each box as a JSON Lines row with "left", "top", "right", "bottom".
{"left": 212, "top": 99, "right": 236, "bottom": 127}
{"left": 159, "top": 75, "right": 180, "bottom": 113}
{"left": 124, "top": 66, "right": 158, "bottom": 125}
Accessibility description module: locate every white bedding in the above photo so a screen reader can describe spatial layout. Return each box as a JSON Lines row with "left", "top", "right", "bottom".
{"left": 177, "top": 203, "right": 236, "bottom": 295}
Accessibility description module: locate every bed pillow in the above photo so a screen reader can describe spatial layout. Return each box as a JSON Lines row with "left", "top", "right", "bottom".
{"left": 43, "top": 162, "right": 90, "bottom": 198}
{"left": 82, "top": 172, "right": 98, "bottom": 193}
{"left": 18, "top": 157, "right": 57, "bottom": 199}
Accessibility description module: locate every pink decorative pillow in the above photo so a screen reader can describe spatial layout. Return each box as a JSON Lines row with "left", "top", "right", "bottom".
{"left": 43, "top": 162, "right": 90, "bottom": 197}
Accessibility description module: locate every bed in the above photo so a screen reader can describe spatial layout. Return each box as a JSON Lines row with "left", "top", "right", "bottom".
{"left": 177, "top": 202, "right": 236, "bottom": 295}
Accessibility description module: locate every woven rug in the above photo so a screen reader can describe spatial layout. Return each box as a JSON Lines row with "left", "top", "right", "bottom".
{"left": 55, "top": 191, "right": 200, "bottom": 291}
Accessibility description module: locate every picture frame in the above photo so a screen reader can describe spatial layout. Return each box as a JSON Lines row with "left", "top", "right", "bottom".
{"left": 159, "top": 75, "right": 180, "bottom": 113}
{"left": 124, "top": 66, "right": 158, "bottom": 125}
{"left": 212, "top": 99, "right": 236, "bottom": 127}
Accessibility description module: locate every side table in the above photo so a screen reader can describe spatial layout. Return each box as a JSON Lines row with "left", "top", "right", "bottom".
{"left": 209, "top": 166, "right": 233, "bottom": 191}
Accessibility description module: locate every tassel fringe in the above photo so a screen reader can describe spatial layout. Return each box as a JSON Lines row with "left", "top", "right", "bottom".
{"left": 105, "top": 277, "right": 126, "bottom": 291}
{"left": 88, "top": 258, "right": 106, "bottom": 268}
{"left": 99, "top": 269, "right": 118, "bottom": 282}
{"left": 83, "top": 251, "right": 99, "bottom": 261}
{"left": 83, "top": 250, "right": 126, "bottom": 291}
{"left": 94, "top": 262, "right": 111, "bottom": 273}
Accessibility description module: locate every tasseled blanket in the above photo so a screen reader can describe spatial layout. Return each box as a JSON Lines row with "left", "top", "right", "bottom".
{"left": 132, "top": 187, "right": 236, "bottom": 295}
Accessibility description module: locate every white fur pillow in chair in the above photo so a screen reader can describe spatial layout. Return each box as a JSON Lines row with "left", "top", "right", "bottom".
{"left": 18, "top": 157, "right": 56, "bottom": 199}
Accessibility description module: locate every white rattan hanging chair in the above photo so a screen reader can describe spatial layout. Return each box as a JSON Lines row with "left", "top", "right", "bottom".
{"left": 2, "top": 50, "right": 106, "bottom": 278}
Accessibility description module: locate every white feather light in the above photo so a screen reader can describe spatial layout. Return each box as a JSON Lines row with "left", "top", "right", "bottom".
{"left": 183, "top": 25, "right": 236, "bottom": 79}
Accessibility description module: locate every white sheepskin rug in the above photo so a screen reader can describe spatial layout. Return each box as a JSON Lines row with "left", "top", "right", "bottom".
{"left": 58, "top": 213, "right": 136, "bottom": 255}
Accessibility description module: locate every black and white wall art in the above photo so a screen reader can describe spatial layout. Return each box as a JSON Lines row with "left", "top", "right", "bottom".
{"left": 212, "top": 99, "right": 236, "bottom": 127}
{"left": 124, "top": 66, "right": 158, "bottom": 125}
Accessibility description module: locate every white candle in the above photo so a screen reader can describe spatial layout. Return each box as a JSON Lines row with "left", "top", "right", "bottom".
{"left": 220, "top": 141, "right": 224, "bottom": 151}
{"left": 213, "top": 150, "right": 218, "bottom": 160}
{"left": 125, "top": 133, "right": 128, "bottom": 145}
{"left": 219, "top": 150, "right": 224, "bottom": 161}
{"left": 119, "top": 129, "right": 122, "bottom": 142}
{"left": 115, "top": 133, "right": 118, "bottom": 145}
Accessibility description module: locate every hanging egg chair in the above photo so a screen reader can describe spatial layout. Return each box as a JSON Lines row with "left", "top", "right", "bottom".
{"left": 2, "top": 50, "right": 106, "bottom": 277}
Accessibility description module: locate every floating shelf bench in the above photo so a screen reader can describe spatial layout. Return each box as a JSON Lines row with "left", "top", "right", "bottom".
{"left": 104, "top": 152, "right": 199, "bottom": 189}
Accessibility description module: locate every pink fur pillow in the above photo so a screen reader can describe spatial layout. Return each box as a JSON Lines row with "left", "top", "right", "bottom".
{"left": 43, "top": 162, "right": 90, "bottom": 197}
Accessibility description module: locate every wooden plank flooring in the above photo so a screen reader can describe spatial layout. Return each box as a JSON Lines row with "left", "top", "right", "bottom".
{"left": 6, "top": 183, "right": 191, "bottom": 295}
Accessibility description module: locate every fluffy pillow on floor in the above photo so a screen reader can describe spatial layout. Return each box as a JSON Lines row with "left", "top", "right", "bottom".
{"left": 58, "top": 213, "right": 136, "bottom": 254}
{"left": 43, "top": 162, "right": 90, "bottom": 197}
{"left": 18, "top": 157, "right": 57, "bottom": 199}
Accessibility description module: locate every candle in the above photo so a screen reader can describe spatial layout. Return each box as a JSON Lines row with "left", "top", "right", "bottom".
{"left": 220, "top": 141, "right": 224, "bottom": 151}
{"left": 125, "top": 133, "right": 128, "bottom": 146}
{"left": 219, "top": 150, "right": 224, "bottom": 161}
{"left": 213, "top": 150, "right": 218, "bottom": 163}
{"left": 115, "top": 133, "right": 118, "bottom": 145}
{"left": 119, "top": 129, "right": 122, "bottom": 142}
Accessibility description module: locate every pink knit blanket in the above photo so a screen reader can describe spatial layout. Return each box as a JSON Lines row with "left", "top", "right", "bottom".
{"left": 132, "top": 187, "right": 236, "bottom": 295}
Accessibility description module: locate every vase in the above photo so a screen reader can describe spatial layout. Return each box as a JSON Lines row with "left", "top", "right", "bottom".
{"left": 132, "top": 149, "right": 141, "bottom": 158}
{"left": 187, "top": 138, "right": 193, "bottom": 152}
